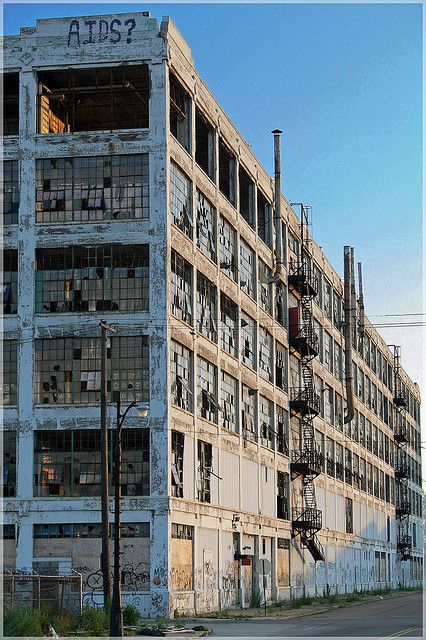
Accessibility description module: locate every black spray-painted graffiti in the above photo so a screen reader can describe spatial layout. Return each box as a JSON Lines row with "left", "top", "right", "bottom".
{"left": 67, "top": 18, "right": 137, "bottom": 47}
{"left": 81, "top": 561, "right": 150, "bottom": 596}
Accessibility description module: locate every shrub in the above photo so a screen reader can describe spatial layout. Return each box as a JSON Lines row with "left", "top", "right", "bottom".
{"left": 70, "top": 605, "right": 109, "bottom": 635}
{"left": 249, "top": 591, "right": 263, "bottom": 608}
{"left": 123, "top": 603, "right": 141, "bottom": 626}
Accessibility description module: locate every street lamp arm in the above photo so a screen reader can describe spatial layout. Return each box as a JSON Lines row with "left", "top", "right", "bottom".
{"left": 118, "top": 400, "right": 137, "bottom": 429}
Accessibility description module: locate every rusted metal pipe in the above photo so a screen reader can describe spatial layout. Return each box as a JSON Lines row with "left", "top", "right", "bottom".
{"left": 272, "top": 129, "right": 284, "bottom": 282}
{"left": 344, "top": 246, "right": 355, "bottom": 423}
{"left": 357, "top": 262, "right": 365, "bottom": 337}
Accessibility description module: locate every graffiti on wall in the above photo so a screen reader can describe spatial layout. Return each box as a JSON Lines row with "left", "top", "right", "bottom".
{"left": 67, "top": 18, "right": 139, "bottom": 47}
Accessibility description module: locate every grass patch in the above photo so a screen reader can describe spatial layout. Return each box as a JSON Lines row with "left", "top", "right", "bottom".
{"left": 290, "top": 596, "right": 313, "bottom": 609}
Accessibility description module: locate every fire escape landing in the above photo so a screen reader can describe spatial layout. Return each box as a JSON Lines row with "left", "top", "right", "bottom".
{"left": 288, "top": 204, "right": 324, "bottom": 563}
{"left": 391, "top": 345, "right": 412, "bottom": 562}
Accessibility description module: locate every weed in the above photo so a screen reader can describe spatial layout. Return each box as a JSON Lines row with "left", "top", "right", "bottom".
{"left": 249, "top": 591, "right": 263, "bottom": 608}
{"left": 123, "top": 603, "right": 141, "bottom": 626}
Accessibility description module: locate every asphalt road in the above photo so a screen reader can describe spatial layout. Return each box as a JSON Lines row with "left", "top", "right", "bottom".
{"left": 191, "top": 591, "right": 423, "bottom": 638}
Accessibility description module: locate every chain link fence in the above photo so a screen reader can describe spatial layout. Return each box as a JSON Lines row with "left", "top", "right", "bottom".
{"left": 2, "top": 568, "right": 82, "bottom": 614}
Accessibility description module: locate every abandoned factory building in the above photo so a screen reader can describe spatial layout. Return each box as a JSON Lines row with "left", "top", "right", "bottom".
{"left": 2, "top": 12, "right": 423, "bottom": 617}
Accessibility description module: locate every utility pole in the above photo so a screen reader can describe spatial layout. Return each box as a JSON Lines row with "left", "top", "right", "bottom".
{"left": 100, "top": 320, "right": 116, "bottom": 608}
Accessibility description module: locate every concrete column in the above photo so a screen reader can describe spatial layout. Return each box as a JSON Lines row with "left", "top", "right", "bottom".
{"left": 16, "top": 522, "right": 33, "bottom": 571}
{"left": 147, "top": 58, "right": 170, "bottom": 617}
{"left": 150, "top": 510, "right": 169, "bottom": 617}
{"left": 17, "top": 69, "right": 37, "bottom": 505}
{"left": 271, "top": 536, "right": 278, "bottom": 602}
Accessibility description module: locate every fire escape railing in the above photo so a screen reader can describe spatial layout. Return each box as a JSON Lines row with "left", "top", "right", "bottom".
{"left": 288, "top": 206, "right": 324, "bottom": 563}
{"left": 391, "top": 346, "right": 412, "bottom": 562}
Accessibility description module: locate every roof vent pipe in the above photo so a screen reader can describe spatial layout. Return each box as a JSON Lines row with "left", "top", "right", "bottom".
{"left": 344, "top": 246, "right": 355, "bottom": 424}
{"left": 272, "top": 129, "right": 284, "bottom": 282}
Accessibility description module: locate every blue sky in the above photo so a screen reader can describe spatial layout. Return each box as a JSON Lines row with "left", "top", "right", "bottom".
{"left": 4, "top": 3, "right": 422, "bottom": 387}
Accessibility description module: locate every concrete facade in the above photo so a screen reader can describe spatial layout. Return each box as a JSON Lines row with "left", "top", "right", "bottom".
{"left": 2, "top": 12, "right": 423, "bottom": 618}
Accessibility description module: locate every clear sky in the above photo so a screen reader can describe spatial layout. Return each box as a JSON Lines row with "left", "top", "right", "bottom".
{"left": 4, "top": 2, "right": 423, "bottom": 440}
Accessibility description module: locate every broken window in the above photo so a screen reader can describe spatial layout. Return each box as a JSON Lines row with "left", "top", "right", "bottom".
{"left": 352, "top": 453, "right": 360, "bottom": 488}
{"left": 366, "top": 419, "right": 372, "bottom": 451}
{"left": 373, "top": 466, "right": 380, "bottom": 498}
{"left": 326, "top": 437, "right": 335, "bottom": 477}
{"left": 335, "top": 392, "right": 343, "bottom": 430}
{"left": 170, "top": 161, "right": 192, "bottom": 237}
{"left": 219, "top": 138, "right": 236, "bottom": 205}
{"left": 313, "top": 263, "right": 323, "bottom": 308}
{"left": 372, "top": 424, "right": 378, "bottom": 456}
{"left": 220, "top": 293, "right": 237, "bottom": 358}
{"left": 313, "top": 320, "right": 323, "bottom": 364}
{"left": 34, "top": 428, "right": 149, "bottom": 497}
{"left": 360, "top": 458, "right": 366, "bottom": 492}
{"left": 219, "top": 216, "right": 238, "bottom": 281}
{"left": 336, "top": 442, "right": 344, "bottom": 482}
{"left": 197, "top": 272, "right": 217, "bottom": 342}
{"left": 275, "top": 281, "right": 287, "bottom": 328}
{"left": 238, "top": 164, "right": 254, "bottom": 228}
{"left": 195, "top": 108, "right": 215, "bottom": 180}
{"left": 170, "top": 72, "right": 190, "bottom": 152}
{"left": 34, "top": 522, "right": 149, "bottom": 538}
{"left": 277, "top": 471, "right": 290, "bottom": 520}
{"left": 1, "top": 524, "right": 16, "bottom": 540}
{"left": 197, "top": 440, "right": 212, "bottom": 503}
{"left": 315, "top": 429, "right": 325, "bottom": 472}
{"left": 240, "top": 312, "right": 256, "bottom": 370}
{"left": 1, "top": 340, "right": 17, "bottom": 406}
{"left": 171, "top": 430, "right": 184, "bottom": 498}
{"left": 37, "top": 65, "right": 149, "bottom": 133}
{"left": 240, "top": 238, "right": 256, "bottom": 299}
{"left": 170, "top": 340, "right": 193, "bottom": 412}
{"left": 3, "top": 431, "right": 16, "bottom": 497}
{"left": 196, "top": 189, "right": 217, "bottom": 262}
{"left": 2, "top": 160, "right": 19, "bottom": 225}
{"left": 198, "top": 357, "right": 218, "bottom": 423}
{"left": 257, "top": 189, "right": 272, "bottom": 247}
{"left": 35, "top": 245, "right": 149, "bottom": 314}
{"left": 3, "top": 251, "right": 18, "bottom": 315}
{"left": 345, "top": 448, "right": 352, "bottom": 484}
{"left": 275, "top": 342, "right": 288, "bottom": 391}
{"left": 259, "top": 396, "right": 274, "bottom": 449}
{"left": 333, "top": 292, "right": 342, "bottom": 331}
{"left": 3, "top": 73, "right": 19, "bottom": 135}
{"left": 258, "top": 259, "right": 272, "bottom": 315}
{"left": 287, "top": 231, "right": 300, "bottom": 271}
{"left": 258, "top": 327, "right": 273, "bottom": 383}
{"left": 241, "top": 384, "right": 257, "bottom": 442}
{"left": 334, "top": 341, "right": 342, "bottom": 380}
{"left": 276, "top": 405, "right": 289, "bottom": 456}
{"left": 324, "top": 331, "right": 333, "bottom": 372}
{"left": 36, "top": 154, "right": 149, "bottom": 223}
{"left": 34, "top": 336, "right": 149, "bottom": 405}
{"left": 324, "top": 279, "right": 332, "bottom": 320}
{"left": 221, "top": 371, "right": 238, "bottom": 432}
{"left": 171, "top": 249, "right": 193, "bottom": 325}
{"left": 345, "top": 498, "right": 353, "bottom": 534}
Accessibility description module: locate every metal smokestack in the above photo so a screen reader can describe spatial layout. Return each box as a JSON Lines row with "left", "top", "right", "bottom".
{"left": 350, "top": 248, "right": 357, "bottom": 347}
{"left": 272, "top": 129, "right": 284, "bottom": 281}
{"left": 343, "top": 246, "right": 355, "bottom": 424}
{"left": 357, "top": 262, "right": 365, "bottom": 337}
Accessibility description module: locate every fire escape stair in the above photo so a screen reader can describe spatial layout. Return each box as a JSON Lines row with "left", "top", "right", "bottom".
{"left": 301, "top": 534, "right": 325, "bottom": 562}
{"left": 397, "top": 536, "right": 412, "bottom": 561}
{"left": 288, "top": 248, "right": 323, "bottom": 564}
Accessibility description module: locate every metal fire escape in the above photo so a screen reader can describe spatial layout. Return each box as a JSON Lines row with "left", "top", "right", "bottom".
{"left": 390, "top": 345, "right": 411, "bottom": 561}
{"left": 288, "top": 204, "right": 324, "bottom": 562}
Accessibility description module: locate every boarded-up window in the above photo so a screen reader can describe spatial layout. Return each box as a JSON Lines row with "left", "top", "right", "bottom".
{"left": 171, "top": 523, "right": 193, "bottom": 591}
{"left": 277, "top": 538, "right": 290, "bottom": 586}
